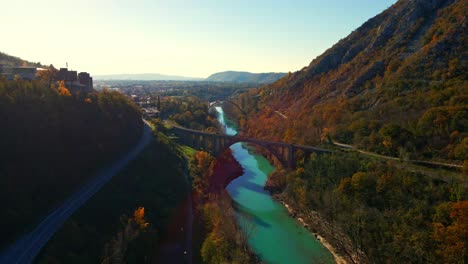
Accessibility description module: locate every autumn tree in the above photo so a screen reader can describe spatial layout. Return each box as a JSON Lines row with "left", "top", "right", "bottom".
{"left": 433, "top": 200, "right": 468, "bottom": 263}
{"left": 57, "top": 80, "right": 71, "bottom": 96}
{"left": 101, "top": 207, "right": 151, "bottom": 264}
{"left": 133, "top": 207, "right": 149, "bottom": 230}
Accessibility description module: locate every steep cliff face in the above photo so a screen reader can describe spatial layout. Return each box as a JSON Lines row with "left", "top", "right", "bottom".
{"left": 237, "top": 0, "right": 466, "bottom": 161}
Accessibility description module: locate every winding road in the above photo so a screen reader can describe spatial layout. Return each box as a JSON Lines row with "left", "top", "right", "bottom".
{"left": 332, "top": 141, "right": 463, "bottom": 169}
{"left": 0, "top": 121, "right": 152, "bottom": 264}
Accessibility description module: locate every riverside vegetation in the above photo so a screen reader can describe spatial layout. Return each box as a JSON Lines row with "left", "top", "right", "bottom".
{"left": 190, "top": 149, "right": 258, "bottom": 264}
{"left": 35, "top": 95, "right": 252, "bottom": 263}
{"left": 265, "top": 152, "right": 467, "bottom": 263}
{"left": 159, "top": 96, "right": 257, "bottom": 263}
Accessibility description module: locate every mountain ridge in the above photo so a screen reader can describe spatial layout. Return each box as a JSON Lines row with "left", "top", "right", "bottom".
{"left": 233, "top": 0, "right": 466, "bottom": 162}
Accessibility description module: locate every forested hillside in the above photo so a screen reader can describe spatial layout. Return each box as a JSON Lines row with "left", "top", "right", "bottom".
{"left": 0, "top": 75, "right": 142, "bottom": 249}
{"left": 232, "top": 0, "right": 466, "bottom": 163}
{"left": 0, "top": 51, "right": 43, "bottom": 67}
{"left": 271, "top": 153, "right": 467, "bottom": 263}
{"left": 37, "top": 124, "right": 187, "bottom": 263}
{"left": 224, "top": 0, "right": 467, "bottom": 262}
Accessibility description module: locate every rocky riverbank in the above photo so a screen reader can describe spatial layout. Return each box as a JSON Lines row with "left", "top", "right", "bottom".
{"left": 269, "top": 192, "right": 367, "bottom": 264}
{"left": 208, "top": 150, "right": 244, "bottom": 193}
{"left": 263, "top": 165, "right": 365, "bottom": 263}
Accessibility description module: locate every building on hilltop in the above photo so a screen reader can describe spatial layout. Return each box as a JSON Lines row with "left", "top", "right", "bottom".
{"left": 67, "top": 71, "right": 77, "bottom": 81}
{"left": 0, "top": 65, "right": 48, "bottom": 80}
{"left": 56, "top": 68, "right": 68, "bottom": 80}
{"left": 55, "top": 68, "right": 94, "bottom": 93}
{"left": 56, "top": 68, "right": 77, "bottom": 84}
{"left": 0, "top": 64, "right": 10, "bottom": 79}
{"left": 1, "top": 64, "right": 94, "bottom": 94}
{"left": 78, "top": 72, "right": 93, "bottom": 92}
{"left": 12, "top": 67, "right": 38, "bottom": 80}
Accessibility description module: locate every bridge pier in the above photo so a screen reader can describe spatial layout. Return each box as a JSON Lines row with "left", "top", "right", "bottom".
{"left": 195, "top": 135, "right": 200, "bottom": 149}
{"left": 213, "top": 136, "right": 220, "bottom": 157}
{"left": 190, "top": 134, "right": 195, "bottom": 148}
{"left": 183, "top": 133, "right": 190, "bottom": 146}
{"left": 220, "top": 137, "right": 228, "bottom": 153}
{"left": 202, "top": 135, "right": 208, "bottom": 150}
{"left": 191, "top": 135, "right": 196, "bottom": 148}
{"left": 198, "top": 135, "right": 203, "bottom": 149}
{"left": 288, "top": 145, "right": 294, "bottom": 169}
{"left": 170, "top": 126, "right": 330, "bottom": 169}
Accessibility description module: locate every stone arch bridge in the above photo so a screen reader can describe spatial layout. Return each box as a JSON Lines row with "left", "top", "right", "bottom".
{"left": 170, "top": 125, "right": 330, "bottom": 168}
{"left": 208, "top": 100, "right": 247, "bottom": 116}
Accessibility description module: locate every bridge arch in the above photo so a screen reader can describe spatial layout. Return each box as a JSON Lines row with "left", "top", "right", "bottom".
{"left": 241, "top": 141, "right": 292, "bottom": 169}
{"left": 220, "top": 141, "right": 289, "bottom": 169}
{"left": 170, "top": 125, "right": 330, "bottom": 169}
{"left": 209, "top": 100, "right": 247, "bottom": 116}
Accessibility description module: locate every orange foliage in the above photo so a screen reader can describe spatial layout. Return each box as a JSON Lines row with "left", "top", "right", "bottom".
{"left": 337, "top": 177, "right": 352, "bottom": 195}
{"left": 133, "top": 206, "right": 149, "bottom": 230}
{"left": 57, "top": 81, "right": 71, "bottom": 97}
{"left": 450, "top": 200, "right": 468, "bottom": 238}
{"left": 233, "top": 0, "right": 466, "bottom": 163}
{"left": 433, "top": 201, "right": 468, "bottom": 262}
{"left": 192, "top": 151, "right": 215, "bottom": 196}
{"left": 196, "top": 151, "right": 213, "bottom": 172}
{"left": 321, "top": 127, "right": 333, "bottom": 142}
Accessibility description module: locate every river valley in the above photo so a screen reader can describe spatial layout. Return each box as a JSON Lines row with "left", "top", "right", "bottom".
{"left": 215, "top": 107, "right": 335, "bottom": 264}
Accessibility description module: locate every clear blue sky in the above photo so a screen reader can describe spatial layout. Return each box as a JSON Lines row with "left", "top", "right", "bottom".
{"left": 2, "top": 0, "right": 396, "bottom": 77}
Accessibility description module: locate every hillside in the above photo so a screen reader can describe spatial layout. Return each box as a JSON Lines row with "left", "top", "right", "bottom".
{"left": 94, "top": 73, "right": 202, "bottom": 81}
{"left": 0, "top": 67, "right": 143, "bottom": 250}
{"left": 233, "top": 0, "right": 467, "bottom": 163}
{"left": 206, "top": 71, "right": 286, "bottom": 84}
{"left": 0, "top": 51, "right": 43, "bottom": 67}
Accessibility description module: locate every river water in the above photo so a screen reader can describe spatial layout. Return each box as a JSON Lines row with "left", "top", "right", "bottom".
{"left": 215, "top": 107, "right": 334, "bottom": 264}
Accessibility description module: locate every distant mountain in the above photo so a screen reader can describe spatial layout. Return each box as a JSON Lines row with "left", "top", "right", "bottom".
{"left": 96, "top": 71, "right": 286, "bottom": 83}
{"left": 206, "top": 71, "right": 287, "bottom": 84}
{"left": 235, "top": 0, "right": 466, "bottom": 162}
{"left": 94, "top": 73, "right": 203, "bottom": 81}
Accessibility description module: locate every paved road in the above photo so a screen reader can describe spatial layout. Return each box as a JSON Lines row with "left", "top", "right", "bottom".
{"left": 332, "top": 141, "right": 463, "bottom": 169}
{"left": 0, "top": 121, "right": 152, "bottom": 264}
{"left": 274, "top": 110, "right": 288, "bottom": 119}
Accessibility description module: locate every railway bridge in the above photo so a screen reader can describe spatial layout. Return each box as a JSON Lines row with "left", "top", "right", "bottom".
{"left": 170, "top": 125, "right": 330, "bottom": 168}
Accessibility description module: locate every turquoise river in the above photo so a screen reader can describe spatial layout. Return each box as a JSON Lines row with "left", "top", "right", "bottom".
{"left": 215, "top": 107, "right": 335, "bottom": 264}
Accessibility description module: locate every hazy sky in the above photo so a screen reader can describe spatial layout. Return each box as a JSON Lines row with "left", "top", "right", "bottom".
{"left": 2, "top": 0, "right": 396, "bottom": 77}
